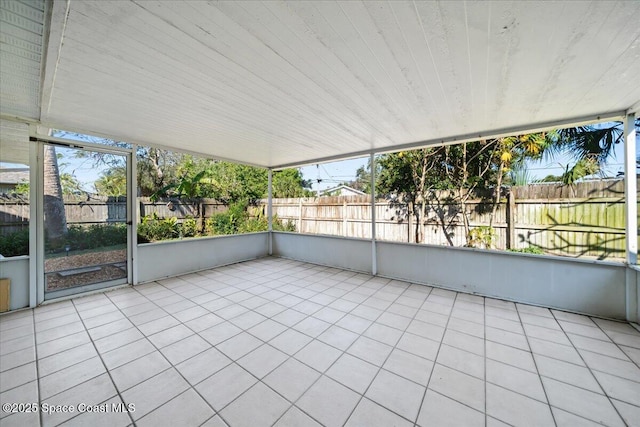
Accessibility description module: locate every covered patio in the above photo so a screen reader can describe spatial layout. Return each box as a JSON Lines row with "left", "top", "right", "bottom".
{"left": 1, "top": 0, "right": 640, "bottom": 426}
{"left": 2, "top": 257, "right": 640, "bottom": 426}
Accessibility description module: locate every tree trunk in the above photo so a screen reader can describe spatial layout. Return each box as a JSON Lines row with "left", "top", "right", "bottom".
{"left": 408, "top": 201, "right": 419, "bottom": 243}
{"left": 460, "top": 143, "right": 472, "bottom": 245}
{"left": 149, "top": 148, "right": 164, "bottom": 189}
{"left": 43, "top": 145, "right": 68, "bottom": 243}
{"left": 419, "top": 198, "right": 427, "bottom": 244}
{"left": 490, "top": 162, "right": 505, "bottom": 227}
{"left": 459, "top": 188, "right": 472, "bottom": 246}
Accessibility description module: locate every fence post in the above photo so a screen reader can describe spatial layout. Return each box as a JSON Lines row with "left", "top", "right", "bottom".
{"left": 507, "top": 190, "right": 516, "bottom": 249}
{"left": 298, "top": 199, "right": 302, "bottom": 233}
{"left": 408, "top": 202, "right": 413, "bottom": 243}
{"left": 199, "top": 200, "right": 205, "bottom": 234}
{"left": 343, "top": 199, "right": 347, "bottom": 236}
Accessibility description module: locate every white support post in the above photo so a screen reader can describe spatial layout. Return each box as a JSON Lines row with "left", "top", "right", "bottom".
{"left": 28, "top": 138, "right": 38, "bottom": 307}
{"left": 268, "top": 169, "right": 273, "bottom": 255}
{"left": 370, "top": 153, "right": 377, "bottom": 275}
{"left": 624, "top": 113, "right": 637, "bottom": 265}
{"left": 35, "top": 139, "right": 45, "bottom": 305}
{"left": 129, "top": 145, "right": 138, "bottom": 285}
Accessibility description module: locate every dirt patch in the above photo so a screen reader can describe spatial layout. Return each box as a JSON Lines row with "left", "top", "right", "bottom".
{"left": 45, "top": 249, "right": 127, "bottom": 291}
{"left": 45, "top": 249, "right": 126, "bottom": 272}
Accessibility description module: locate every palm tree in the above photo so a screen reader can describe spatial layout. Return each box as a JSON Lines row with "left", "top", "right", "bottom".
{"left": 554, "top": 119, "right": 639, "bottom": 182}
{"left": 43, "top": 145, "right": 67, "bottom": 242}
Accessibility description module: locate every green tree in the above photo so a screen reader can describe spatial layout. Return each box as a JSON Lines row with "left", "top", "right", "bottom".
{"left": 375, "top": 132, "right": 552, "bottom": 245}
{"left": 377, "top": 147, "right": 451, "bottom": 244}
{"left": 95, "top": 166, "right": 127, "bottom": 196}
{"left": 373, "top": 120, "right": 638, "bottom": 248}
{"left": 551, "top": 119, "right": 640, "bottom": 182}
{"left": 137, "top": 147, "right": 185, "bottom": 196}
{"left": 164, "top": 157, "right": 310, "bottom": 202}
{"left": 349, "top": 160, "right": 382, "bottom": 194}
{"left": 488, "top": 133, "right": 552, "bottom": 224}
{"left": 559, "top": 157, "right": 600, "bottom": 184}
{"left": 273, "top": 169, "right": 312, "bottom": 198}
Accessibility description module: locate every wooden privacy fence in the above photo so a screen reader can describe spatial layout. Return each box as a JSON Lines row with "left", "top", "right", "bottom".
{"left": 0, "top": 196, "right": 29, "bottom": 233}
{"left": 0, "top": 180, "right": 633, "bottom": 260}
{"left": 265, "top": 179, "right": 632, "bottom": 260}
{"left": 0, "top": 197, "right": 227, "bottom": 232}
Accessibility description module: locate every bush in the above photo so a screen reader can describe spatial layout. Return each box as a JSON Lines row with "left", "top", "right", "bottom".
{"left": 136, "top": 202, "right": 296, "bottom": 242}
{"left": 467, "top": 226, "right": 497, "bottom": 249}
{"left": 137, "top": 213, "right": 179, "bottom": 242}
{"left": 274, "top": 219, "right": 296, "bottom": 232}
{"left": 42, "top": 223, "right": 128, "bottom": 253}
{"left": 236, "top": 208, "right": 296, "bottom": 234}
{"left": 64, "top": 224, "right": 127, "bottom": 251}
{"left": 238, "top": 217, "right": 267, "bottom": 233}
{"left": 137, "top": 214, "right": 202, "bottom": 242}
{"left": 206, "top": 202, "right": 247, "bottom": 235}
{"left": 0, "top": 228, "right": 29, "bottom": 257}
{"left": 181, "top": 217, "right": 198, "bottom": 238}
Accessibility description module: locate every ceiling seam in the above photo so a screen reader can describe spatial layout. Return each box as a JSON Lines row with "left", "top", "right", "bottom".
{"left": 42, "top": 0, "right": 70, "bottom": 117}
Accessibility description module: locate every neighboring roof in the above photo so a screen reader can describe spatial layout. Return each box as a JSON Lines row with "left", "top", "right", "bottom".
{"left": 2, "top": 1, "right": 639, "bottom": 168}
{"left": 322, "top": 185, "right": 366, "bottom": 196}
{"left": 0, "top": 169, "right": 29, "bottom": 185}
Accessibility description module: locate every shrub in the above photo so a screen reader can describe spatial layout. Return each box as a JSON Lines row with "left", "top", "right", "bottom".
{"left": 467, "top": 226, "right": 497, "bottom": 249}
{"left": 206, "top": 202, "right": 247, "bottom": 235}
{"left": 237, "top": 208, "right": 296, "bottom": 234}
{"left": 137, "top": 214, "right": 202, "bottom": 242}
{"left": 137, "top": 213, "right": 179, "bottom": 242}
{"left": 181, "top": 216, "right": 198, "bottom": 238}
{"left": 238, "top": 217, "right": 267, "bottom": 233}
{"left": 65, "top": 224, "right": 127, "bottom": 251}
{"left": 0, "top": 228, "right": 29, "bottom": 257}
{"left": 274, "top": 219, "right": 296, "bottom": 232}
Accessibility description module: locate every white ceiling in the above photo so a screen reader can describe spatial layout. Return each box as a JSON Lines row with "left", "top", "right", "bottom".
{"left": 0, "top": 0, "right": 45, "bottom": 121}
{"left": 3, "top": 1, "right": 640, "bottom": 168}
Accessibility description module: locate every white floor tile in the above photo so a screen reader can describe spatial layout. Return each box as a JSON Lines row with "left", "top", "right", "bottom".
{"left": 297, "top": 376, "right": 361, "bottom": 427}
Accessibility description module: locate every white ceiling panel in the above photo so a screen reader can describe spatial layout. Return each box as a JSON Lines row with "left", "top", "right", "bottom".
{"left": 29, "top": 0, "right": 640, "bottom": 167}
{"left": 0, "top": 118, "right": 30, "bottom": 164}
{"left": 0, "top": 0, "right": 46, "bottom": 120}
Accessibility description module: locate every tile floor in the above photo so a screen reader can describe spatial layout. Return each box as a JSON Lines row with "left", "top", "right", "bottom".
{"left": 1, "top": 257, "right": 640, "bottom": 427}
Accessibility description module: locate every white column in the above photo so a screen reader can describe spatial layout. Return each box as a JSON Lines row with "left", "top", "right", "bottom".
{"left": 624, "top": 113, "right": 637, "bottom": 265}
{"left": 268, "top": 169, "right": 273, "bottom": 255}
{"left": 35, "top": 139, "right": 45, "bottom": 304}
{"left": 370, "top": 153, "right": 377, "bottom": 275}
{"left": 129, "top": 145, "right": 138, "bottom": 285}
{"left": 28, "top": 137, "right": 38, "bottom": 307}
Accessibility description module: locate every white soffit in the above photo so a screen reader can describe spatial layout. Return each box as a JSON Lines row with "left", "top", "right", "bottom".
{"left": 0, "top": 118, "right": 29, "bottom": 164}
{"left": 0, "top": 0, "right": 46, "bottom": 120}
{"left": 39, "top": 1, "right": 640, "bottom": 168}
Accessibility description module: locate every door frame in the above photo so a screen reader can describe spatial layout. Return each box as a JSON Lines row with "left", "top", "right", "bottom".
{"left": 33, "top": 136, "right": 135, "bottom": 303}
